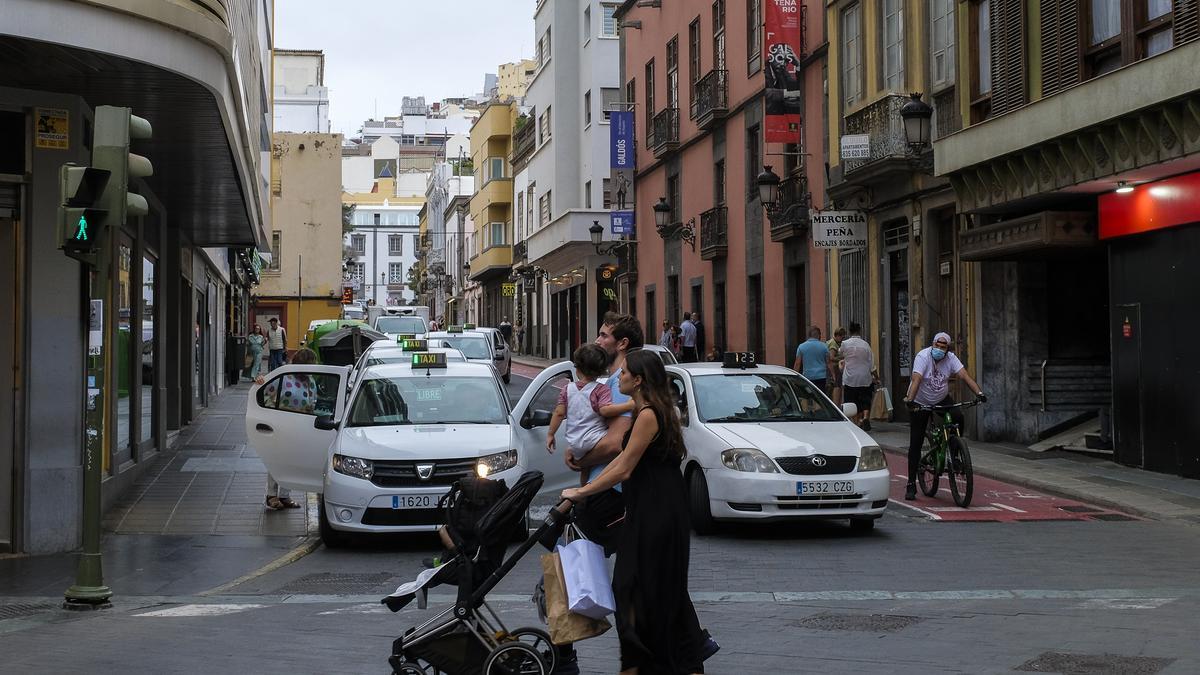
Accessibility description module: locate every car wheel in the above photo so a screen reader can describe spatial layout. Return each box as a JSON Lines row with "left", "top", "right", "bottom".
{"left": 687, "top": 468, "right": 715, "bottom": 536}
{"left": 849, "top": 517, "right": 876, "bottom": 532}
{"left": 318, "top": 495, "right": 351, "bottom": 548}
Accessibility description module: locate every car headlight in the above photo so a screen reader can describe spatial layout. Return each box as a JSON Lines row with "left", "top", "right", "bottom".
{"left": 332, "top": 454, "right": 374, "bottom": 480}
{"left": 858, "top": 445, "right": 887, "bottom": 472}
{"left": 720, "top": 448, "right": 779, "bottom": 473}
{"left": 477, "top": 449, "right": 519, "bottom": 477}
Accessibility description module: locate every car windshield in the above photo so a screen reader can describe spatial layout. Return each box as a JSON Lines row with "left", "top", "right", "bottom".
{"left": 348, "top": 376, "right": 507, "bottom": 426}
{"left": 376, "top": 316, "right": 426, "bottom": 334}
{"left": 436, "top": 336, "right": 493, "bottom": 359}
{"left": 692, "top": 373, "right": 842, "bottom": 423}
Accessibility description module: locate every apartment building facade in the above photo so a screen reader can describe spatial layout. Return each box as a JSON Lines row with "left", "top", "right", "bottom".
{"left": 0, "top": 0, "right": 271, "bottom": 553}
{"left": 616, "top": 0, "right": 830, "bottom": 364}
{"left": 931, "top": 0, "right": 1200, "bottom": 477}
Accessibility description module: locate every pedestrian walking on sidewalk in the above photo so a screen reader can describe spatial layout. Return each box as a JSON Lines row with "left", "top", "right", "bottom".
{"left": 793, "top": 326, "right": 830, "bottom": 392}
{"left": 827, "top": 326, "right": 847, "bottom": 404}
{"left": 246, "top": 324, "right": 267, "bottom": 381}
{"left": 691, "top": 311, "right": 706, "bottom": 363}
{"left": 499, "top": 316, "right": 513, "bottom": 344}
{"left": 658, "top": 320, "right": 674, "bottom": 350}
{"left": 266, "top": 317, "right": 287, "bottom": 372}
{"left": 679, "top": 312, "right": 698, "bottom": 363}
{"left": 839, "top": 322, "right": 877, "bottom": 430}
{"left": 901, "top": 332, "right": 986, "bottom": 501}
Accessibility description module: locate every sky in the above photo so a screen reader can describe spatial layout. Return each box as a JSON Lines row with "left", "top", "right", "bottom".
{"left": 275, "top": 0, "right": 536, "bottom": 137}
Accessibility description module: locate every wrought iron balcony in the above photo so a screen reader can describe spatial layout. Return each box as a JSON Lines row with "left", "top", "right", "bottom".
{"left": 649, "top": 108, "right": 679, "bottom": 157}
{"left": 699, "top": 206, "right": 728, "bottom": 260}
{"left": 843, "top": 94, "right": 910, "bottom": 175}
{"left": 767, "top": 174, "right": 812, "bottom": 243}
{"left": 511, "top": 118, "right": 536, "bottom": 165}
{"left": 512, "top": 241, "right": 527, "bottom": 262}
{"left": 691, "top": 70, "right": 729, "bottom": 129}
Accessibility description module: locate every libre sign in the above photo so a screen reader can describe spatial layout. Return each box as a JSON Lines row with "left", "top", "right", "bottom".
{"left": 810, "top": 210, "right": 867, "bottom": 249}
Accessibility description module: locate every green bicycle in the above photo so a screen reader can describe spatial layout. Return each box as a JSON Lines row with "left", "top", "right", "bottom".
{"left": 914, "top": 400, "right": 981, "bottom": 507}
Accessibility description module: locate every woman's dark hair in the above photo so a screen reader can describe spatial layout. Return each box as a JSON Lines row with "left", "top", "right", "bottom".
{"left": 623, "top": 349, "right": 683, "bottom": 461}
{"left": 290, "top": 348, "right": 318, "bottom": 365}
{"left": 572, "top": 344, "right": 608, "bottom": 379}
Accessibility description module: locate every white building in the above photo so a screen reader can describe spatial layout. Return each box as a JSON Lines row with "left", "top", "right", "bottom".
{"left": 344, "top": 181, "right": 423, "bottom": 307}
{"left": 520, "top": 0, "right": 623, "bottom": 358}
{"left": 422, "top": 162, "right": 474, "bottom": 318}
{"left": 273, "top": 49, "right": 329, "bottom": 133}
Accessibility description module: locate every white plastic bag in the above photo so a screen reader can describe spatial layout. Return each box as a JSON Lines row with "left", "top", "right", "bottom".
{"left": 556, "top": 528, "right": 616, "bottom": 620}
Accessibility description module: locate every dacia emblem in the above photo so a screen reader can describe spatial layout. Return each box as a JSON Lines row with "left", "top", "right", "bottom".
{"left": 416, "top": 464, "right": 435, "bottom": 481}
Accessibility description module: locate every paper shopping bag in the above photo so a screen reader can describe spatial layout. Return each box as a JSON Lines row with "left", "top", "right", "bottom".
{"left": 540, "top": 552, "right": 610, "bottom": 645}
{"left": 870, "top": 388, "right": 891, "bottom": 421}
{"left": 557, "top": 537, "right": 616, "bottom": 619}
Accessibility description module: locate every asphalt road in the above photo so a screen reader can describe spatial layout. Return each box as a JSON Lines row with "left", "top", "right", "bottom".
{"left": 3, "top": 371, "right": 1198, "bottom": 674}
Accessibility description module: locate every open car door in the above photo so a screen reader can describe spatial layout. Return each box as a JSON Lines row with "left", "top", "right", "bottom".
{"left": 509, "top": 361, "right": 577, "bottom": 494}
{"left": 245, "top": 364, "right": 350, "bottom": 493}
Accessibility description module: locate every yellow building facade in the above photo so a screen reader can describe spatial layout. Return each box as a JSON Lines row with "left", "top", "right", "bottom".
{"left": 467, "top": 103, "right": 517, "bottom": 326}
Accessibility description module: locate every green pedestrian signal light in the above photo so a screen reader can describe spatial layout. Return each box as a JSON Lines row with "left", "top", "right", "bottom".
{"left": 74, "top": 213, "right": 89, "bottom": 241}
{"left": 58, "top": 163, "right": 110, "bottom": 258}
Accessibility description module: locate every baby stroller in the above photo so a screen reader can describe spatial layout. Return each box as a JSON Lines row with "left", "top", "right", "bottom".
{"left": 382, "top": 470, "right": 571, "bottom": 675}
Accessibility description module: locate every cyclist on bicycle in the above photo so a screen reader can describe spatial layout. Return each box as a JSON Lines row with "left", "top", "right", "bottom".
{"left": 902, "top": 332, "right": 986, "bottom": 500}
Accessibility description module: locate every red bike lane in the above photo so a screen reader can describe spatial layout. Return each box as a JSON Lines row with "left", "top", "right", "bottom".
{"left": 883, "top": 452, "right": 1138, "bottom": 522}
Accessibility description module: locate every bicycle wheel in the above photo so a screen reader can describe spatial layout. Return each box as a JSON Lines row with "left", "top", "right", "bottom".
{"left": 947, "top": 436, "right": 973, "bottom": 507}
{"left": 916, "top": 444, "right": 940, "bottom": 497}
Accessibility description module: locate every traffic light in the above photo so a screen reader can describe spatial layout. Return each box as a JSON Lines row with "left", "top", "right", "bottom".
{"left": 92, "top": 105, "right": 153, "bottom": 230}
{"left": 58, "top": 163, "right": 110, "bottom": 259}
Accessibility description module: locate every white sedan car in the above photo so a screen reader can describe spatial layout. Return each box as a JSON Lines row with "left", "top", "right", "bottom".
{"left": 245, "top": 355, "right": 576, "bottom": 546}
{"left": 516, "top": 355, "right": 890, "bottom": 533}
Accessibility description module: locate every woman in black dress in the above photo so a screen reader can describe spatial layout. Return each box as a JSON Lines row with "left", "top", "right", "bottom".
{"left": 562, "top": 349, "right": 706, "bottom": 674}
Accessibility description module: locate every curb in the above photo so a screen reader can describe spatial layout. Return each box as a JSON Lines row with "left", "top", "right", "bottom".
{"left": 878, "top": 444, "right": 1160, "bottom": 521}
{"left": 197, "top": 536, "right": 321, "bottom": 597}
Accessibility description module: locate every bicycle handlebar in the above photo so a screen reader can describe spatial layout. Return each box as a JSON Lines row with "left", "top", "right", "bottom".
{"left": 908, "top": 399, "right": 983, "bottom": 412}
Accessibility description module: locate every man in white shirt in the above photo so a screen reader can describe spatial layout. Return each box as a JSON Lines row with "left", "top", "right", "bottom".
{"left": 838, "top": 322, "right": 876, "bottom": 429}
{"left": 902, "top": 332, "right": 986, "bottom": 500}
{"left": 266, "top": 318, "right": 287, "bottom": 372}
{"left": 679, "top": 312, "right": 698, "bottom": 362}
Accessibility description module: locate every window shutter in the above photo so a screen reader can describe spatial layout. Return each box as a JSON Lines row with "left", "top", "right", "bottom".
{"left": 1176, "top": 0, "right": 1200, "bottom": 45}
{"left": 1040, "top": 0, "right": 1081, "bottom": 97}
{"left": 989, "top": 0, "right": 1028, "bottom": 114}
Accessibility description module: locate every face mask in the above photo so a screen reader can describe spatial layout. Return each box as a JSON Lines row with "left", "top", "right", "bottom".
{"left": 931, "top": 348, "right": 947, "bottom": 361}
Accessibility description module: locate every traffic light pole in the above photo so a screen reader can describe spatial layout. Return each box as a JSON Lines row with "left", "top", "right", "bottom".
{"left": 64, "top": 234, "right": 113, "bottom": 610}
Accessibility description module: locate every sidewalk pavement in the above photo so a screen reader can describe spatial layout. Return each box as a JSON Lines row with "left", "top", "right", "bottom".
{"left": 0, "top": 382, "right": 316, "bottom": 598}
{"left": 519, "top": 354, "right": 1200, "bottom": 524}
{"left": 511, "top": 353, "right": 557, "bottom": 370}
{"left": 868, "top": 421, "right": 1200, "bottom": 525}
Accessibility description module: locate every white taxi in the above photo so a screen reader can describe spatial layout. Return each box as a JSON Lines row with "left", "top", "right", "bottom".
{"left": 372, "top": 315, "right": 428, "bottom": 342}
{"left": 246, "top": 353, "right": 575, "bottom": 546}
{"left": 515, "top": 352, "right": 889, "bottom": 533}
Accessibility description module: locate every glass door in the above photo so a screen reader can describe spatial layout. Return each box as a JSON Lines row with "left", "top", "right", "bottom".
{"left": 139, "top": 253, "right": 157, "bottom": 453}
{"left": 114, "top": 235, "right": 136, "bottom": 470}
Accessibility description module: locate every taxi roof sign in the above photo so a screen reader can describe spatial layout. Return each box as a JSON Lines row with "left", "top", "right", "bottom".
{"left": 447, "top": 325, "right": 464, "bottom": 333}
{"left": 411, "top": 351, "right": 447, "bottom": 368}
{"left": 723, "top": 351, "right": 758, "bottom": 369}
{"left": 400, "top": 338, "right": 429, "bottom": 351}
{"left": 395, "top": 333, "right": 418, "bottom": 342}
{"left": 462, "top": 323, "right": 476, "bottom": 329}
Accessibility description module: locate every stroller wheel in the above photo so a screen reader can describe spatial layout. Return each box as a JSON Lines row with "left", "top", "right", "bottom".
{"left": 390, "top": 662, "right": 427, "bottom": 675}
{"left": 505, "top": 627, "right": 557, "bottom": 673}
{"left": 483, "top": 641, "right": 547, "bottom": 675}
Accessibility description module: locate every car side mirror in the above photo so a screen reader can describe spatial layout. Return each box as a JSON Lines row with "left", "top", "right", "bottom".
{"left": 494, "top": 354, "right": 505, "bottom": 361}
{"left": 841, "top": 403, "right": 858, "bottom": 418}
{"left": 521, "top": 409, "right": 553, "bottom": 429}
{"left": 314, "top": 415, "right": 338, "bottom": 431}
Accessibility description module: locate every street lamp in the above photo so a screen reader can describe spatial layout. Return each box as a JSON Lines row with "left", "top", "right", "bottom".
{"left": 652, "top": 198, "right": 696, "bottom": 251}
{"left": 589, "top": 220, "right": 635, "bottom": 257}
{"left": 757, "top": 165, "right": 812, "bottom": 233}
{"left": 899, "top": 92, "right": 934, "bottom": 153}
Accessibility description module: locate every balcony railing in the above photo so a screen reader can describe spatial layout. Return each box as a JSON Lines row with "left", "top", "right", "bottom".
{"left": 691, "top": 70, "right": 728, "bottom": 129}
{"left": 649, "top": 108, "right": 680, "bottom": 157}
{"left": 699, "top": 206, "right": 728, "bottom": 260}
{"left": 933, "top": 88, "right": 961, "bottom": 140}
{"left": 511, "top": 118, "right": 536, "bottom": 165}
{"left": 843, "top": 94, "right": 909, "bottom": 174}
{"left": 768, "top": 174, "right": 812, "bottom": 243}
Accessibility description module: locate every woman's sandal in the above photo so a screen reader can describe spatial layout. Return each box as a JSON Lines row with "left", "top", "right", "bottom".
{"left": 278, "top": 497, "right": 301, "bottom": 509}
{"left": 265, "top": 496, "right": 284, "bottom": 511}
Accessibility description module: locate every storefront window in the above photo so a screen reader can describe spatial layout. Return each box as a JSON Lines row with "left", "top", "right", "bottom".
{"left": 116, "top": 240, "right": 135, "bottom": 464}
{"left": 140, "top": 255, "right": 156, "bottom": 446}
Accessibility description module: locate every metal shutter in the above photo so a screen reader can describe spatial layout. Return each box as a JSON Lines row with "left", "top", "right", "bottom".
{"left": 989, "top": 0, "right": 1028, "bottom": 115}
{"left": 1176, "top": 0, "right": 1200, "bottom": 45}
{"left": 1040, "top": 0, "right": 1082, "bottom": 97}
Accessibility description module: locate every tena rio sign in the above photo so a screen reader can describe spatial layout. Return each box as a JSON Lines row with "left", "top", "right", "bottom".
{"left": 810, "top": 210, "right": 867, "bottom": 249}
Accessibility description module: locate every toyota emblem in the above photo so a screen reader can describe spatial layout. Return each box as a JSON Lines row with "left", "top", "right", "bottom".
{"left": 810, "top": 455, "right": 828, "bottom": 467}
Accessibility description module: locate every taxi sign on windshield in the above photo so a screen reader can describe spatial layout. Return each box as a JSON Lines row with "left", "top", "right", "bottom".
{"left": 395, "top": 333, "right": 418, "bottom": 342}
{"left": 723, "top": 351, "right": 758, "bottom": 369}
{"left": 462, "top": 323, "right": 477, "bottom": 330}
{"left": 447, "top": 325, "right": 464, "bottom": 333}
{"left": 411, "top": 351, "right": 447, "bottom": 368}
{"left": 400, "top": 338, "right": 429, "bottom": 351}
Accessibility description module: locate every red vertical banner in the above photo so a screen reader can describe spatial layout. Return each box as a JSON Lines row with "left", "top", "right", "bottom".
{"left": 764, "top": 0, "right": 803, "bottom": 143}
